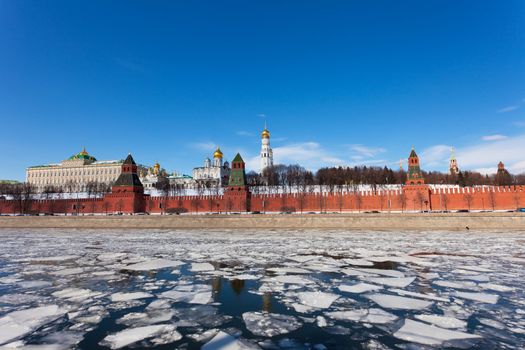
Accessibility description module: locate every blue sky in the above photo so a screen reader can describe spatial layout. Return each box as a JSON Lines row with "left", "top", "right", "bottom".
{"left": 1, "top": 1, "right": 524, "bottom": 180}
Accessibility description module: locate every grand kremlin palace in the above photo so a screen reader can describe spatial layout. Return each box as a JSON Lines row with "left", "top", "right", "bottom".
{"left": 26, "top": 148, "right": 142, "bottom": 193}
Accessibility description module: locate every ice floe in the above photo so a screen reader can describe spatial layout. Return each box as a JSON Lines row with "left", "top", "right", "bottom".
{"left": 296, "top": 292, "right": 339, "bottom": 309}
{"left": 454, "top": 291, "right": 499, "bottom": 304}
{"left": 364, "top": 277, "right": 416, "bottom": 288}
{"left": 243, "top": 312, "right": 302, "bottom": 337}
{"left": 338, "top": 283, "right": 382, "bottom": 294}
{"left": 160, "top": 285, "right": 213, "bottom": 304}
{"left": 190, "top": 262, "right": 215, "bottom": 272}
{"left": 393, "top": 319, "right": 481, "bottom": 346}
{"left": 123, "top": 259, "right": 185, "bottom": 271}
{"left": 100, "top": 324, "right": 181, "bottom": 349}
{"left": 414, "top": 314, "right": 467, "bottom": 329}
{"left": 367, "top": 294, "right": 433, "bottom": 310}
{"left": 110, "top": 291, "right": 153, "bottom": 302}
{"left": 202, "top": 331, "right": 258, "bottom": 350}
{"left": 326, "top": 308, "right": 398, "bottom": 324}
{"left": 0, "top": 305, "right": 66, "bottom": 345}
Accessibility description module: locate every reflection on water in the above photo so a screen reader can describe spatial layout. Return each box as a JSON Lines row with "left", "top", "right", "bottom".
{"left": 230, "top": 279, "right": 245, "bottom": 295}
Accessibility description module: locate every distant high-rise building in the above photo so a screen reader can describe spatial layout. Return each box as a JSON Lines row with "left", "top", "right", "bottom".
{"left": 260, "top": 125, "right": 273, "bottom": 173}
{"left": 449, "top": 147, "right": 459, "bottom": 175}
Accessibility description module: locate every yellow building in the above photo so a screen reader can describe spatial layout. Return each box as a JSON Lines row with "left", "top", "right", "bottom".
{"left": 26, "top": 148, "right": 145, "bottom": 193}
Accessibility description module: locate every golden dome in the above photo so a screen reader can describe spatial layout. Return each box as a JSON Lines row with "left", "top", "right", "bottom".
{"left": 213, "top": 147, "right": 223, "bottom": 159}
{"left": 154, "top": 161, "right": 160, "bottom": 169}
{"left": 79, "top": 147, "right": 89, "bottom": 155}
{"left": 261, "top": 128, "right": 270, "bottom": 138}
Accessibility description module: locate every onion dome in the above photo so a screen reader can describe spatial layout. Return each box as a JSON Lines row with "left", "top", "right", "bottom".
{"left": 213, "top": 147, "right": 223, "bottom": 159}
{"left": 153, "top": 161, "right": 160, "bottom": 175}
{"left": 68, "top": 147, "right": 97, "bottom": 161}
{"left": 261, "top": 128, "right": 270, "bottom": 139}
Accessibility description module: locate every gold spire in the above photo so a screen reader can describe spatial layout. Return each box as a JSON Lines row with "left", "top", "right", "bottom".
{"left": 80, "top": 147, "right": 88, "bottom": 155}
{"left": 213, "top": 146, "right": 223, "bottom": 159}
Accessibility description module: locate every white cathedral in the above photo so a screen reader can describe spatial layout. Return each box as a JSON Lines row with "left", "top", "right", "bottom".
{"left": 260, "top": 126, "right": 274, "bottom": 173}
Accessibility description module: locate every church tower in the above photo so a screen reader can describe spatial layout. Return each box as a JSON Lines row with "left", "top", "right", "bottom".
{"left": 213, "top": 147, "right": 223, "bottom": 167}
{"left": 260, "top": 124, "right": 273, "bottom": 173}
{"left": 406, "top": 147, "right": 425, "bottom": 185}
{"left": 449, "top": 147, "right": 459, "bottom": 175}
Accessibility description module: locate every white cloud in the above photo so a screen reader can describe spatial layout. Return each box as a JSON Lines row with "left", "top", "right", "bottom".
{"left": 456, "top": 134, "right": 525, "bottom": 174}
{"left": 420, "top": 145, "right": 452, "bottom": 167}
{"left": 498, "top": 105, "right": 519, "bottom": 113}
{"left": 245, "top": 142, "right": 347, "bottom": 172}
{"left": 481, "top": 134, "right": 508, "bottom": 141}
{"left": 349, "top": 144, "right": 386, "bottom": 158}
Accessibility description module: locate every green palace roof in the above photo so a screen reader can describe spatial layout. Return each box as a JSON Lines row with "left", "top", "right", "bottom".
{"left": 68, "top": 147, "right": 97, "bottom": 162}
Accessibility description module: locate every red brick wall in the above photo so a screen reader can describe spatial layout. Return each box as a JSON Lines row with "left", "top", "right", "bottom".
{"left": 1, "top": 185, "right": 524, "bottom": 215}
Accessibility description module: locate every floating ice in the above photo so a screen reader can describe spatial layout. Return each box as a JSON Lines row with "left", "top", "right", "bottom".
{"left": 265, "top": 275, "right": 313, "bottom": 285}
{"left": 17, "top": 280, "right": 52, "bottom": 289}
{"left": 110, "top": 292, "right": 153, "bottom": 302}
{"left": 364, "top": 277, "right": 416, "bottom": 288}
{"left": 27, "top": 255, "right": 79, "bottom": 262}
{"left": 243, "top": 312, "right": 302, "bottom": 337}
{"left": 202, "top": 331, "right": 258, "bottom": 350}
{"left": 389, "top": 288, "right": 449, "bottom": 302}
{"left": 458, "top": 265, "right": 493, "bottom": 273}
{"left": 326, "top": 308, "right": 398, "bottom": 324}
{"left": 51, "top": 288, "right": 102, "bottom": 301}
{"left": 0, "top": 305, "right": 66, "bottom": 345}
{"left": 393, "top": 319, "right": 481, "bottom": 346}
{"left": 100, "top": 324, "right": 181, "bottom": 349}
{"left": 342, "top": 258, "right": 374, "bottom": 266}
{"left": 367, "top": 294, "right": 433, "bottom": 310}
{"left": 161, "top": 285, "right": 213, "bottom": 304}
{"left": 479, "top": 283, "right": 516, "bottom": 292}
{"left": 454, "top": 291, "right": 499, "bottom": 304}
{"left": 123, "top": 259, "right": 185, "bottom": 271}
{"left": 49, "top": 267, "right": 84, "bottom": 276}
{"left": 228, "top": 274, "right": 261, "bottom": 280}
{"left": 297, "top": 291, "right": 339, "bottom": 309}
{"left": 414, "top": 314, "right": 467, "bottom": 329}
{"left": 266, "top": 267, "right": 311, "bottom": 274}
{"left": 190, "top": 262, "right": 215, "bottom": 272}
{"left": 288, "top": 255, "right": 319, "bottom": 263}
{"left": 355, "top": 268, "right": 405, "bottom": 278}
{"left": 338, "top": 283, "right": 382, "bottom": 294}
{"left": 433, "top": 280, "right": 478, "bottom": 290}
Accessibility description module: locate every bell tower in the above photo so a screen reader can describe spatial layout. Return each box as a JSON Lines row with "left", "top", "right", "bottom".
{"left": 260, "top": 123, "right": 274, "bottom": 173}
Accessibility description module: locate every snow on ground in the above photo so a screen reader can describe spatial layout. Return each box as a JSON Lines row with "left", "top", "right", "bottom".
{"left": 0, "top": 228, "right": 523, "bottom": 349}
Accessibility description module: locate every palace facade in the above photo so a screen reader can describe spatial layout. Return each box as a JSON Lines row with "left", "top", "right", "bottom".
{"left": 26, "top": 148, "right": 146, "bottom": 193}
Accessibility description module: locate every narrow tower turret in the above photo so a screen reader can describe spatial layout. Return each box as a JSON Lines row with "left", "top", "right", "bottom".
{"left": 406, "top": 147, "right": 425, "bottom": 185}
{"left": 260, "top": 124, "right": 273, "bottom": 173}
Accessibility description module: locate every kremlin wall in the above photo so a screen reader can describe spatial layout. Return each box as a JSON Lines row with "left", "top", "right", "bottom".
{"left": 1, "top": 148, "right": 525, "bottom": 216}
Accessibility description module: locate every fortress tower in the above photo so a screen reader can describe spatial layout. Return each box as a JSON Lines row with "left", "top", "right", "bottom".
{"left": 406, "top": 147, "right": 425, "bottom": 185}
{"left": 225, "top": 153, "right": 250, "bottom": 212}
{"left": 260, "top": 124, "right": 273, "bottom": 173}
{"left": 449, "top": 147, "right": 459, "bottom": 175}
{"left": 106, "top": 153, "right": 146, "bottom": 213}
